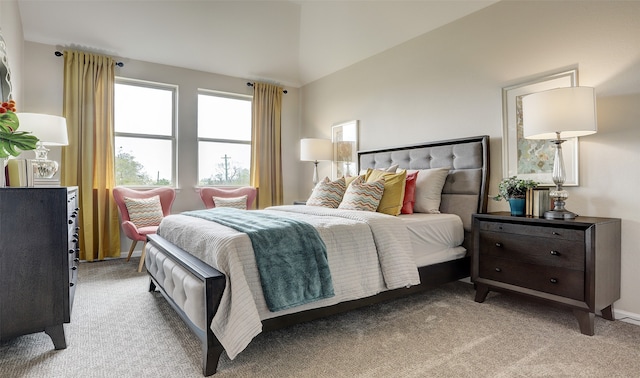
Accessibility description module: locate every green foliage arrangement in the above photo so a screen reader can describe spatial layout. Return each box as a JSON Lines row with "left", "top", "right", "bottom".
{"left": 493, "top": 176, "right": 539, "bottom": 201}
{"left": 0, "top": 100, "right": 39, "bottom": 158}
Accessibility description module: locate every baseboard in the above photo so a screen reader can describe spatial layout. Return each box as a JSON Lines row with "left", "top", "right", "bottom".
{"left": 120, "top": 250, "right": 143, "bottom": 259}
{"left": 614, "top": 309, "right": 640, "bottom": 326}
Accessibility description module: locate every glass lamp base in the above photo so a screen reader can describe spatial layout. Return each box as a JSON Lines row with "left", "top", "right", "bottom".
{"left": 32, "top": 159, "right": 59, "bottom": 179}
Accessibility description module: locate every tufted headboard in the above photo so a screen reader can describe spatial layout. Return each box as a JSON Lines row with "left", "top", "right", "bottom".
{"left": 358, "top": 135, "right": 489, "bottom": 235}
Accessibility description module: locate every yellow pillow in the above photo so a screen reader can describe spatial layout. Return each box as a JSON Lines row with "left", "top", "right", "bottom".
{"left": 344, "top": 175, "right": 362, "bottom": 188}
{"left": 365, "top": 168, "right": 407, "bottom": 216}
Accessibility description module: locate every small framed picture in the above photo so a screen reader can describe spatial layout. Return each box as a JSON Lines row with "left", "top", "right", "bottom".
{"left": 331, "top": 120, "right": 358, "bottom": 179}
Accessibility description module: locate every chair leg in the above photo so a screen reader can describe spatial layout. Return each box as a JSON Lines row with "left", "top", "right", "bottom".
{"left": 126, "top": 240, "right": 138, "bottom": 262}
{"left": 138, "top": 240, "right": 148, "bottom": 273}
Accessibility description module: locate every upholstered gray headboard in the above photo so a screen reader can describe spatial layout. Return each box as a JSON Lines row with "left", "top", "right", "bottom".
{"left": 358, "top": 135, "right": 489, "bottom": 233}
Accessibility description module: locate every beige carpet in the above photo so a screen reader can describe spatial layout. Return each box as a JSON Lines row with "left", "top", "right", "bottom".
{"left": 1, "top": 258, "right": 640, "bottom": 377}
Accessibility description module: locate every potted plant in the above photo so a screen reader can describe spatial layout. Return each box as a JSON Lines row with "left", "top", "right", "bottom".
{"left": 0, "top": 100, "right": 39, "bottom": 187}
{"left": 493, "top": 176, "right": 539, "bottom": 216}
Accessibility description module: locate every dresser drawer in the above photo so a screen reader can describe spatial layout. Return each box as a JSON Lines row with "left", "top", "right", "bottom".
{"left": 478, "top": 230, "right": 584, "bottom": 270}
{"left": 479, "top": 221, "right": 584, "bottom": 241}
{"left": 478, "top": 256, "right": 584, "bottom": 301}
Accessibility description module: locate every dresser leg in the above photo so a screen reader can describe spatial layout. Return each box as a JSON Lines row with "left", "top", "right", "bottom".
{"left": 474, "top": 284, "right": 490, "bottom": 303}
{"left": 601, "top": 304, "right": 615, "bottom": 321}
{"left": 572, "top": 309, "right": 595, "bottom": 336}
{"left": 45, "top": 324, "right": 67, "bottom": 349}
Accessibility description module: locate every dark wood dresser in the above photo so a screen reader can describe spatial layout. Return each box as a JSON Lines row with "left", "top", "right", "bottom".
{"left": 471, "top": 212, "right": 621, "bottom": 335}
{"left": 0, "top": 186, "right": 79, "bottom": 348}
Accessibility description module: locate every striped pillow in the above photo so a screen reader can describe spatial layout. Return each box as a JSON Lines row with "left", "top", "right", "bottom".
{"left": 213, "top": 195, "right": 248, "bottom": 210}
{"left": 307, "top": 176, "right": 346, "bottom": 208}
{"left": 338, "top": 176, "right": 385, "bottom": 212}
{"left": 124, "top": 195, "right": 164, "bottom": 227}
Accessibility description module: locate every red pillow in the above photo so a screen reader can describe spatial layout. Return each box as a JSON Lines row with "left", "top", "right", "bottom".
{"left": 401, "top": 171, "right": 419, "bottom": 214}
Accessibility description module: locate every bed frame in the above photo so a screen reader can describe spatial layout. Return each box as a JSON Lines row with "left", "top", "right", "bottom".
{"left": 145, "top": 135, "right": 489, "bottom": 376}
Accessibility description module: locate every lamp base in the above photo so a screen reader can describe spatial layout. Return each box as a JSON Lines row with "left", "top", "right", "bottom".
{"left": 544, "top": 208, "right": 577, "bottom": 220}
{"left": 32, "top": 159, "right": 59, "bottom": 179}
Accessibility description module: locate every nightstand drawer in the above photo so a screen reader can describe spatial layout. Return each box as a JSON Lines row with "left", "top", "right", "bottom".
{"left": 479, "top": 257, "right": 584, "bottom": 301}
{"left": 478, "top": 230, "right": 584, "bottom": 270}
{"left": 479, "top": 221, "right": 584, "bottom": 241}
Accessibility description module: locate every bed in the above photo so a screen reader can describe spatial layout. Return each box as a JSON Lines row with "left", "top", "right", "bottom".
{"left": 145, "top": 135, "right": 489, "bottom": 376}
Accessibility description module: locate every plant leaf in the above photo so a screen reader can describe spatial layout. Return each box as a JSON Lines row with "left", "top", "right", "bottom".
{"left": 0, "top": 131, "right": 40, "bottom": 158}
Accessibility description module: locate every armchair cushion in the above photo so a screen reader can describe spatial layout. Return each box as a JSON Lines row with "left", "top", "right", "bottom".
{"left": 212, "top": 195, "right": 248, "bottom": 210}
{"left": 123, "top": 195, "right": 164, "bottom": 227}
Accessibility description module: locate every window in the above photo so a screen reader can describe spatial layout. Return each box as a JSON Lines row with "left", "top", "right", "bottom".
{"left": 114, "top": 79, "right": 176, "bottom": 186}
{"left": 198, "top": 90, "right": 252, "bottom": 186}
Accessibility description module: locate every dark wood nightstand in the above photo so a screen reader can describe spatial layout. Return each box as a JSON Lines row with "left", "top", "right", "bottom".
{"left": 471, "top": 212, "right": 621, "bottom": 335}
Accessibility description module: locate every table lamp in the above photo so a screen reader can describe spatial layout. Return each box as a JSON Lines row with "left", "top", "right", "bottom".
{"left": 522, "top": 86, "right": 597, "bottom": 219}
{"left": 17, "top": 113, "right": 69, "bottom": 179}
{"left": 300, "top": 138, "right": 332, "bottom": 186}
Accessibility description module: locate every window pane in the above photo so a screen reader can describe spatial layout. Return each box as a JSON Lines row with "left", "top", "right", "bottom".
{"left": 115, "top": 83, "right": 173, "bottom": 136}
{"left": 198, "top": 141, "right": 250, "bottom": 186}
{"left": 115, "top": 136, "right": 173, "bottom": 186}
{"left": 198, "top": 94, "right": 251, "bottom": 140}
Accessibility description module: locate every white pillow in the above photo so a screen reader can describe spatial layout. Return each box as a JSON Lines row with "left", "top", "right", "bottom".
{"left": 411, "top": 168, "right": 450, "bottom": 214}
{"left": 213, "top": 195, "right": 248, "bottom": 210}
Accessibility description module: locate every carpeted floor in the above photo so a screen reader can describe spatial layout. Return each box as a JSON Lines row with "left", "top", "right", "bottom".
{"left": 1, "top": 258, "right": 640, "bottom": 377}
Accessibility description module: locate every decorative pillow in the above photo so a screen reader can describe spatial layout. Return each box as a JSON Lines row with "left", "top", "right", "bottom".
{"left": 338, "top": 176, "right": 385, "bottom": 212}
{"left": 412, "top": 168, "right": 450, "bottom": 214}
{"left": 365, "top": 168, "right": 407, "bottom": 216}
{"left": 307, "top": 177, "right": 346, "bottom": 208}
{"left": 401, "top": 171, "right": 419, "bottom": 214}
{"left": 358, "top": 164, "right": 399, "bottom": 176}
{"left": 213, "top": 195, "right": 248, "bottom": 210}
{"left": 123, "top": 195, "right": 164, "bottom": 227}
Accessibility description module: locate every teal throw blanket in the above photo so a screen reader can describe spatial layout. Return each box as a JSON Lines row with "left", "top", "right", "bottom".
{"left": 183, "top": 208, "right": 334, "bottom": 311}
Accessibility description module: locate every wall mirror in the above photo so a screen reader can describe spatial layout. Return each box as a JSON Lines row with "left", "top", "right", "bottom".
{"left": 0, "top": 28, "right": 13, "bottom": 102}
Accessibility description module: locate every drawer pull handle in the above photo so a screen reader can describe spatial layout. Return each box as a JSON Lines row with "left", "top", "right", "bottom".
{"left": 72, "top": 266, "right": 78, "bottom": 271}
{"left": 550, "top": 278, "right": 558, "bottom": 284}
{"left": 495, "top": 242, "right": 503, "bottom": 248}
{"left": 69, "top": 249, "right": 75, "bottom": 254}
{"left": 552, "top": 231, "right": 560, "bottom": 236}
{"left": 550, "top": 250, "right": 560, "bottom": 256}
{"left": 495, "top": 267, "right": 502, "bottom": 272}
{"left": 69, "top": 282, "right": 75, "bottom": 287}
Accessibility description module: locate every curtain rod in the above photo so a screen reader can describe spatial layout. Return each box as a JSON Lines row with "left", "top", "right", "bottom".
{"left": 54, "top": 51, "right": 124, "bottom": 67}
{"left": 246, "top": 82, "right": 287, "bottom": 94}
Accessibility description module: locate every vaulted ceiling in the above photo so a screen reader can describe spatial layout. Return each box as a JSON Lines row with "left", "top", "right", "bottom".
{"left": 18, "top": 0, "right": 498, "bottom": 87}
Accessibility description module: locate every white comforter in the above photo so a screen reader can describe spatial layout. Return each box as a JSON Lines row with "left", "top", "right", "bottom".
{"left": 157, "top": 205, "right": 420, "bottom": 359}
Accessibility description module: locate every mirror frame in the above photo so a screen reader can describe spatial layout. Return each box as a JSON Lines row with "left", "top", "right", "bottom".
{"left": 0, "top": 28, "right": 14, "bottom": 102}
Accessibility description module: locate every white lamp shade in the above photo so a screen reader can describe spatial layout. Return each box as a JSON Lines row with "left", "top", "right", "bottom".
{"left": 300, "top": 138, "right": 332, "bottom": 162}
{"left": 522, "top": 86, "right": 597, "bottom": 140}
{"left": 17, "top": 113, "right": 69, "bottom": 146}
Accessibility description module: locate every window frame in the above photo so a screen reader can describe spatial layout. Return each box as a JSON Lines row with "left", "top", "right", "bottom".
{"left": 197, "top": 89, "right": 253, "bottom": 187}
{"left": 114, "top": 77, "right": 178, "bottom": 188}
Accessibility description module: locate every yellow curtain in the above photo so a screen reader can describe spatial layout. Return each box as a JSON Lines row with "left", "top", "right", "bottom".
{"left": 250, "top": 82, "right": 283, "bottom": 208}
{"left": 61, "top": 50, "right": 120, "bottom": 261}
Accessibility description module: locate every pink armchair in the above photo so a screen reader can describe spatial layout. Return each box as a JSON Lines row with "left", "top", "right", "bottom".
{"left": 113, "top": 186, "right": 176, "bottom": 272}
{"left": 199, "top": 186, "right": 258, "bottom": 209}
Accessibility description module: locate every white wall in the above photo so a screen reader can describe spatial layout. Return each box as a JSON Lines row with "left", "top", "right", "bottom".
{"left": 300, "top": 1, "right": 640, "bottom": 317}
{"left": 21, "top": 41, "right": 301, "bottom": 254}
